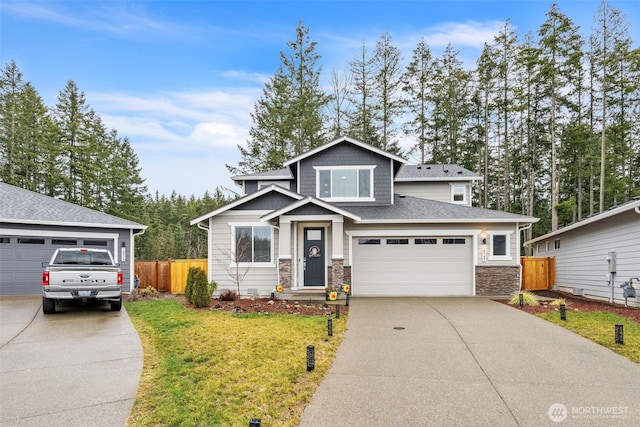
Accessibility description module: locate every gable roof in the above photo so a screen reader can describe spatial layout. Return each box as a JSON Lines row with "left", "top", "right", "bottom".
{"left": 348, "top": 194, "right": 538, "bottom": 224}
{"left": 190, "top": 184, "right": 304, "bottom": 226}
{"left": 283, "top": 136, "right": 407, "bottom": 167}
{"left": 261, "top": 197, "right": 361, "bottom": 222}
{"left": 526, "top": 198, "right": 640, "bottom": 244}
{"left": 395, "top": 164, "right": 482, "bottom": 182}
{"left": 0, "top": 182, "right": 146, "bottom": 230}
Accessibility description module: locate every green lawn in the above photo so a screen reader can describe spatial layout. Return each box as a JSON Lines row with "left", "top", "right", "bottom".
{"left": 536, "top": 311, "right": 640, "bottom": 364}
{"left": 125, "top": 299, "right": 346, "bottom": 427}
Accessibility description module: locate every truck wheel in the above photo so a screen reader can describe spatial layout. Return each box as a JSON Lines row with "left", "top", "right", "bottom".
{"left": 43, "top": 297, "right": 55, "bottom": 314}
{"left": 110, "top": 297, "right": 122, "bottom": 312}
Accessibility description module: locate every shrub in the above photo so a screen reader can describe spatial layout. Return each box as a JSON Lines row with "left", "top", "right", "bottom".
{"left": 139, "top": 286, "right": 159, "bottom": 298}
{"left": 190, "top": 268, "right": 212, "bottom": 308}
{"left": 550, "top": 298, "right": 567, "bottom": 307}
{"left": 184, "top": 267, "right": 201, "bottom": 304}
{"left": 219, "top": 290, "right": 238, "bottom": 301}
{"left": 509, "top": 290, "right": 540, "bottom": 306}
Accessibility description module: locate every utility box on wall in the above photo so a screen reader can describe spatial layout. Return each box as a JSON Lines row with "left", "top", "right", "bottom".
{"left": 607, "top": 251, "right": 617, "bottom": 273}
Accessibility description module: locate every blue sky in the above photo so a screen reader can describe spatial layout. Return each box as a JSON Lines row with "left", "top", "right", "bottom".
{"left": 1, "top": 0, "right": 638, "bottom": 197}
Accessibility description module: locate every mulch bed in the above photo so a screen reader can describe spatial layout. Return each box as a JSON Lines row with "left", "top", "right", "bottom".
{"left": 496, "top": 290, "right": 640, "bottom": 324}
{"left": 128, "top": 292, "right": 349, "bottom": 316}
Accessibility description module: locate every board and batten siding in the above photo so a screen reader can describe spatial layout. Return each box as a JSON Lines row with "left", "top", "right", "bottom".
{"left": 533, "top": 209, "right": 640, "bottom": 304}
{"left": 207, "top": 211, "right": 279, "bottom": 297}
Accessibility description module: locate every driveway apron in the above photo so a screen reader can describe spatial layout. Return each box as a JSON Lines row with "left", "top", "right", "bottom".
{"left": 300, "top": 297, "right": 640, "bottom": 427}
{"left": 0, "top": 296, "right": 143, "bottom": 427}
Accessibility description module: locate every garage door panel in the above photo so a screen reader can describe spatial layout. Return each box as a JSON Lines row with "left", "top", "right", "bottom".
{"left": 352, "top": 236, "right": 473, "bottom": 296}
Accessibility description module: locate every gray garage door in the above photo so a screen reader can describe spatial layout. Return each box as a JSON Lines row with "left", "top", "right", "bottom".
{"left": 0, "top": 236, "right": 113, "bottom": 296}
{"left": 352, "top": 236, "right": 473, "bottom": 296}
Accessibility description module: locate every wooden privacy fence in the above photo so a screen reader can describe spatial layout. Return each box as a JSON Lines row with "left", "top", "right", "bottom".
{"left": 134, "top": 259, "right": 208, "bottom": 294}
{"left": 521, "top": 257, "right": 555, "bottom": 291}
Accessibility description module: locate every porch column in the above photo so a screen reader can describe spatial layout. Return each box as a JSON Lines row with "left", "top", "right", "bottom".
{"left": 331, "top": 218, "right": 344, "bottom": 288}
{"left": 278, "top": 219, "right": 292, "bottom": 290}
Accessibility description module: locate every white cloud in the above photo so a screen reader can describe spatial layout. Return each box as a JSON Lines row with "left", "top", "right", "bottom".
{"left": 191, "top": 122, "right": 245, "bottom": 148}
{"left": 89, "top": 86, "right": 257, "bottom": 194}
{"left": 418, "top": 21, "right": 504, "bottom": 49}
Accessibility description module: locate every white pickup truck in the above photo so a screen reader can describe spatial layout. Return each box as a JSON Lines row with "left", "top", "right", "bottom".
{"left": 42, "top": 248, "right": 123, "bottom": 314}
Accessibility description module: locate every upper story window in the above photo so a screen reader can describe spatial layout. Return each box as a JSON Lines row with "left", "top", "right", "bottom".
{"left": 451, "top": 184, "right": 467, "bottom": 204}
{"left": 315, "top": 166, "right": 375, "bottom": 201}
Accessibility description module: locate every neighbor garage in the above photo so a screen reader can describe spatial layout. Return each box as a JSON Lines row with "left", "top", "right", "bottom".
{"left": 0, "top": 183, "right": 146, "bottom": 296}
{"left": 351, "top": 236, "right": 474, "bottom": 296}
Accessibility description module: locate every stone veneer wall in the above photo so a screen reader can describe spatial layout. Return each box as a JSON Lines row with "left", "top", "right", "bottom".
{"left": 326, "top": 264, "right": 352, "bottom": 288}
{"left": 278, "top": 258, "right": 292, "bottom": 290}
{"left": 475, "top": 266, "right": 520, "bottom": 296}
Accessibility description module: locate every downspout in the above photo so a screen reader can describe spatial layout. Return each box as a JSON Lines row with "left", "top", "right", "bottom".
{"left": 518, "top": 223, "right": 533, "bottom": 291}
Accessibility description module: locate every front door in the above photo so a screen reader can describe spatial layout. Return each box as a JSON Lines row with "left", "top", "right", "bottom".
{"left": 303, "top": 227, "right": 325, "bottom": 286}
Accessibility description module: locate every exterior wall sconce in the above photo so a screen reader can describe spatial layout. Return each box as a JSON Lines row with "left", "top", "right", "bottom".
{"left": 121, "top": 241, "right": 126, "bottom": 262}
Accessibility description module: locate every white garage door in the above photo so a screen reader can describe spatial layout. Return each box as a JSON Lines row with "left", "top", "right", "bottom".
{"left": 352, "top": 236, "right": 473, "bottom": 296}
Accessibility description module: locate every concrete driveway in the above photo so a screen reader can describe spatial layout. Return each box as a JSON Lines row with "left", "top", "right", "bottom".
{"left": 301, "top": 297, "right": 640, "bottom": 427}
{"left": 0, "top": 296, "right": 142, "bottom": 427}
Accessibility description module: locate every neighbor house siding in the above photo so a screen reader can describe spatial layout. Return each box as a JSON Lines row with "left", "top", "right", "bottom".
{"left": 297, "top": 142, "right": 393, "bottom": 205}
{"left": 533, "top": 210, "right": 640, "bottom": 305}
{"left": 207, "top": 211, "right": 278, "bottom": 297}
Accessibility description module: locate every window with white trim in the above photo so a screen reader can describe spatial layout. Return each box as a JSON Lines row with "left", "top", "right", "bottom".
{"left": 451, "top": 184, "right": 467, "bottom": 204}
{"left": 316, "top": 166, "right": 374, "bottom": 201}
{"left": 233, "top": 225, "right": 273, "bottom": 264}
{"left": 489, "top": 232, "right": 512, "bottom": 260}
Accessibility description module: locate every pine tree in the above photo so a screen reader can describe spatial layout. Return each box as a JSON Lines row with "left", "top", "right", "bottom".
{"left": 402, "top": 38, "right": 434, "bottom": 164}
{"left": 230, "top": 21, "right": 328, "bottom": 174}
{"left": 0, "top": 61, "right": 24, "bottom": 185}
{"left": 372, "top": 32, "right": 403, "bottom": 154}
{"left": 538, "top": 3, "right": 583, "bottom": 230}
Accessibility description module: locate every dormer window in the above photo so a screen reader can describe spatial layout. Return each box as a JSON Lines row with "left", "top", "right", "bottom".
{"left": 451, "top": 184, "right": 467, "bottom": 204}
{"left": 315, "top": 166, "right": 375, "bottom": 201}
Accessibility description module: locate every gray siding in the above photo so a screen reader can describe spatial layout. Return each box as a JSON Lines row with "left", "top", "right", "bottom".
{"left": 297, "top": 142, "right": 393, "bottom": 205}
{"left": 233, "top": 192, "right": 298, "bottom": 211}
{"left": 534, "top": 209, "right": 640, "bottom": 305}
{"left": 288, "top": 204, "right": 339, "bottom": 216}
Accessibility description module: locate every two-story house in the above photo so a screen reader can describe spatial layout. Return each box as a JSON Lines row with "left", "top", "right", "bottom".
{"left": 191, "top": 136, "right": 538, "bottom": 297}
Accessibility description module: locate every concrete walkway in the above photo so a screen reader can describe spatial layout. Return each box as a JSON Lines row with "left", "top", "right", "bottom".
{"left": 0, "top": 296, "right": 143, "bottom": 427}
{"left": 300, "top": 298, "right": 640, "bottom": 426}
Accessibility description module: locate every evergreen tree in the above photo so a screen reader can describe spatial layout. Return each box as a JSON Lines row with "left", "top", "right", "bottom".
{"left": 373, "top": 32, "right": 403, "bottom": 154}
{"left": 0, "top": 61, "right": 24, "bottom": 185}
{"left": 538, "top": 3, "right": 583, "bottom": 230}
{"left": 230, "top": 21, "right": 328, "bottom": 174}
{"left": 402, "top": 38, "right": 434, "bottom": 164}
